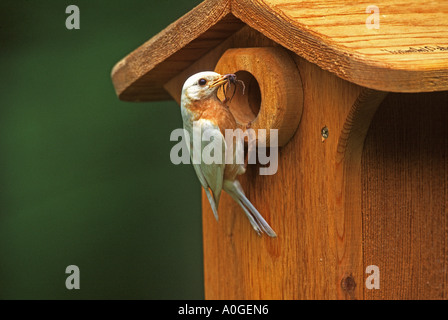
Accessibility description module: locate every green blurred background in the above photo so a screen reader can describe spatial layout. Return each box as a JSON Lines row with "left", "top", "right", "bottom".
{"left": 0, "top": 0, "right": 204, "bottom": 299}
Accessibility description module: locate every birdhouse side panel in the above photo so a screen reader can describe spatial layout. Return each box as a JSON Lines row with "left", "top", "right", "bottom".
{"left": 362, "top": 91, "right": 448, "bottom": 299}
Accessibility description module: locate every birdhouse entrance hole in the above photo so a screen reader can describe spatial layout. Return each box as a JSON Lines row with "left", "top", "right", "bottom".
{"left": 215, "top": 47, "right": 303, "bottom": 146}
{"left": 226, "top": 71, "right": 261, "bottom": 125}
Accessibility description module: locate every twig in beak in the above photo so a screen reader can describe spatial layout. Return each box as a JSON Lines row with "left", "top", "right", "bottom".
{"left": 221, "top": 74, "right": 246, "bottom": 104}
{"left": 237, "top": 79, "right": 245, "bottom": 95}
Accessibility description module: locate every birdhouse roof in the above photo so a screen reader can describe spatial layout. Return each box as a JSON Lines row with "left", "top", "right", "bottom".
{"left": 111, "top": 0, "right": 448, "bottom": 101}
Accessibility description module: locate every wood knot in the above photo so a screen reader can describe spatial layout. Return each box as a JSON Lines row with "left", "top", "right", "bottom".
{"left": 341, "top": 273, "right": 356, "bottom": 299}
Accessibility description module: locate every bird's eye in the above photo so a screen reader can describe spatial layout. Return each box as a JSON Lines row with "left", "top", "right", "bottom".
{"left": 198, "top": 78, "right": 207, "bottom": 86}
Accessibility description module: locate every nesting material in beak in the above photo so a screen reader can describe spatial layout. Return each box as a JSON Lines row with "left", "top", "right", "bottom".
{"left": 209, "top": 74, "right": 231, "bottom": 88}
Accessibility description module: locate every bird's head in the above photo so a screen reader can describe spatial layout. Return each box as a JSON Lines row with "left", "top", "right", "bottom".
{"left": 181, "top": 71, "right": 234, "bottom": 106}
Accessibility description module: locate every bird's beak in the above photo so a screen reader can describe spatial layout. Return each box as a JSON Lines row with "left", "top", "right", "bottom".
{"left": 209, "top": 74, "right": 232, "bottom": 89}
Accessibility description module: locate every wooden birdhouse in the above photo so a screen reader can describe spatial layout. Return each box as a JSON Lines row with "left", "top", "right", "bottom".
{"left": 111, "top": 0, "right": 448, "bottom": 300}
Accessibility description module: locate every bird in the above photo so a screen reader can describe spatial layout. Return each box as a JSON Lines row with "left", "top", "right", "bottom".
{"left": 180, "top": 71, "right": 277, "bottom": 237}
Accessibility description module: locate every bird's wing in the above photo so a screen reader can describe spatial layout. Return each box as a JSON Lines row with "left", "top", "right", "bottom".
{"left": 193, "top": 118, "right": 226, "bottom": 213}
{"left": 184, "top": 122, "right": 221, "bottom": 220}
{"left": 191, "top": 161, "right": 220, "bottom": 221}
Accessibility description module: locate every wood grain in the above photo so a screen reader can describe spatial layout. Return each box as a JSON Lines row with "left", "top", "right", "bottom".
{"left": 112, "top": 0, "right": 448, "bottom": 101}
{"left": 233, "top": 0, "right": 448, "bottom": 91}
{"left": 362, "top": 91, "right": 448, "bottom": 299}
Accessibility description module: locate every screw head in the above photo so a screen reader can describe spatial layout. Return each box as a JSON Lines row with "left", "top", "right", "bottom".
{"left": 321, "top": 126, "right": 329, "bottom": 142}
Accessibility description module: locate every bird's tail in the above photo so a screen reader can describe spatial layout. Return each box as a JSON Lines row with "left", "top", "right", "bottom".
{"left": 223, "top": 180, "right": 277, "bottom": 237}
